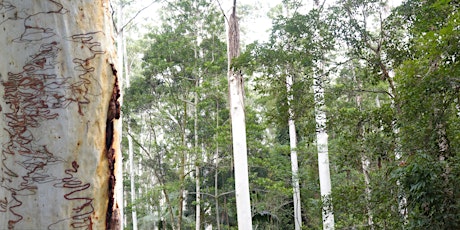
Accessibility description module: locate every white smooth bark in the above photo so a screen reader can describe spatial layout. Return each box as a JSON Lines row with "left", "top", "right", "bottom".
{"left": 117, "top": 2, "right": 127, "bottom": 229}
{"left": 388, "top": 71, "right": 407, "bottom": 221}
{"left": 353, "top": 66, "right": 374, "bottom": 229}
{"left": 393, "top": 125, "right": 407, "bottom": 220}
{"left": 194, "top": 18, "right": 202, "bottom": 228}
{"left": 0, "top": 0, "right": 121, "bottom": 229}
{"left": 195, "top": 87, "right": 201, "bottom": 230}
{"left": 215, "top": 101, "right": 221, "bottom": 230}
{"left": 361, "top": 155, "right": 374, "bottom": 229}
{"left": 313, "top": 74, "right": 335, "bottom": 230}
{"left": 358, "top": 103, "right": 374, "bottom": 230}
{"left": 455, "top": 99, "right": 460, "bottom": 117}
{"left": 128, "top": 126, "right": 138, "bottom": 230}
{"left": 228, "top": 72, "right": 252, "bottom": 229}
{"left": 286, "top": 75, "right": 302, "bottom": 230}
{"left": 226, "top": 2, "right": 253, "bottom": 228}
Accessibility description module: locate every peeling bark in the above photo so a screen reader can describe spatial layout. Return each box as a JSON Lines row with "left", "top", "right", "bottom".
{"left": 106, "top": 73, "right": 121, "bottom": 230}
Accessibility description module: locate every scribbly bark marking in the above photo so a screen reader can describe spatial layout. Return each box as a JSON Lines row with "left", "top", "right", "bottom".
{"left": 50, "top": 161, "right": 94, "bottom": 229}
{"left": 1, "top": 1, "right": 108, "bottom": 229}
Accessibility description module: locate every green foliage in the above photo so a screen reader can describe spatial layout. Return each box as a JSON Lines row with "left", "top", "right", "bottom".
{"left": 122, "top": 0, "right": 460, "bottom": 229}
{"left": 389, "top": 1, "right": 460, "bottom": 228}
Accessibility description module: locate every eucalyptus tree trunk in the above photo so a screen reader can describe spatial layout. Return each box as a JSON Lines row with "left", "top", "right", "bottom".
{"left": 116, "top": 2, "right": 135, "bottom": 229}
{"left": 115, "top": 3, "right": 126, "bottom": 228}
{"left": 226, "top": 1, "right": 252, "bottom": 229}
{"left": 313, "top": 71, "right": 334, "bottom": 230}
{"left": 178, "top": 101, "right": 188, "bottom": 230}
{"left": 286, "top": 74, "right": 302, "bottom": 230}
{"left": 128, "top": 125, "right": 138, "bottom": 230}
{"left": 0, "top": 0, "right": 122, "bottom": 229}
{"left": 456, "top": 99, "right": 460, "bottom": 117}
{"left": 353, "top": 71, "right": 374, "bottom": 230}
{"left": 195, "top": 83, "right": 201, "bottom": 230}
{"left": 194, "top": 18, "right": 202, "bottom": 228}
{"left": 214, "top": 101, "right": 222, "bottom": 230}
{"left": 387, "top": 72, "right": 407, "bottom": 221}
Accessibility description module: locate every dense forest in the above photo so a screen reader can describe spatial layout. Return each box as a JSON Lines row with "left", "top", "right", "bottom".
{"left": 117, "top": 0, "right": 460, "bottom": 229}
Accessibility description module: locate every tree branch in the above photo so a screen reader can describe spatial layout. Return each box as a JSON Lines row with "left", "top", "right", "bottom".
{"left": 214, "top": 0, "right": 229, "bottom": 23}
{"left": 120, "top": 0, "right": 159, "bottom": 33}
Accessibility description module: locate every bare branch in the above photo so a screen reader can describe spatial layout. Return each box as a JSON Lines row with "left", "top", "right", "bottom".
{"left": 214, "top": 0, "right": 229, "bottom": 23}
{"left": 120, "top": 0, "right": 160, "bottom": 33}
{"left": 342, "top": 89, "right": 394, "bottom": 98}
{"left": 126, "top": 130, "right": 152, "bottom": 159}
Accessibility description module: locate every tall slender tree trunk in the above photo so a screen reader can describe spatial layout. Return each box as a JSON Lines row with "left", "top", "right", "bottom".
{"left": 226, "top": 1, "right": 253, "bottom": 229}
{"left": 178, "top": 101, "right": 188, "bottom": 230}
{"left": 215, "top": 101, "right": 222, "bottom": 230}
{"left": 386, "top": 71, "right": 407, "bottom": 221}
{"left": 313, "top": 71, "right": 335, "bottom": 230}
{"left": 286, "top": 74, "right": 302, "bottom": 230}
{"left": 353, "top": 70, "right": 374, "bottom": 230}
{"left": 117, "top": 3, "right": 136, "bottom": 229}
{"left": 0, "top": 1, "right": 122, "bottom": 229}
{"left": 128, "top": 125, "right": 138, "bottom": 230}
{"left": 310, "top": 2, "right": 334, "bottom": 228}
{"left": 195, "top": 82, "right": 201, "bottom": 230}
{"left": 361, "top": 154, "right": 373, "bottom": 228}
{"left": 434, "top": 103, "right": 455, "bottom": 220}
{"left": 393, "top": 119, "right": 407, "bottom": 222}
{"left": 117, "top": 2, "right": 125, "bottom": 90}
{"left": 194, "top": 22, "right": 202, "bottom": 228}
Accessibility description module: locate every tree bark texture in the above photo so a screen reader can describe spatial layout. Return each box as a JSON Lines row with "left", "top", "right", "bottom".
{"left": 286, "top": 74, "right": 302, "bottom": 230}
{"left": 0, "top": 1, "right": 121, "bottom": 229}
{"left": 227, "top": 3, "right": 253, "bottom": 229}
{"left": 355, "top": 80, "right": 374, "bottom": 230}
{"left": 313, "top": 74, "right": 334, "bottom": 230}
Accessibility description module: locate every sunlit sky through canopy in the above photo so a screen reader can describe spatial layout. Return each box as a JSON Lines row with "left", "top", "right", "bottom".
{"left": 130, "top": 0, "right": 403, "bottom": 45}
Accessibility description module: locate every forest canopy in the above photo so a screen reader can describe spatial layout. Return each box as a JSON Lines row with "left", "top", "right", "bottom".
{"left": 118, "top": 0, "right": 460, "bottom": 229}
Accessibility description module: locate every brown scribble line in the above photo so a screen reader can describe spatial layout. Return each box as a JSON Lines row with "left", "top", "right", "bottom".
{"left": 0, "top": 197, "right": 7, "bottom": 212}
{"left": 13, "top": 0, "right": 68, "bottom": 43}
{"left": 7, "top": 191, "right": 24, "bottom": 230}
{"left": 2, "top": 4, "right": 106, "bottom": 228}
{"left": 1, "top": 38, "right": 94, "bottom": 228}
{"left": 51, "top": 161, "right": 94, "bottom": 229}
{"left": 0, "top": 1, "right": 19, "bottom": 26}
{"left": 0, "top": 1, "right": 15, "bottom": 11}
{"left": 68, "top": 32, "right": 105, "bottom": 115}
{"left": 1, "top": 41, "right": 64, "bottom": 228}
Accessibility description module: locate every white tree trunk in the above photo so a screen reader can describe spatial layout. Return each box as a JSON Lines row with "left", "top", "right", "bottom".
{"left": 393, "top": 126, "right": 407, "bottom": 220}
{"left": 455, "top": 98, "right": 460, "bottom": 117}
{"left": 226, "top": 3, "right": 253, "bottom": 229}
{"left": 353, "top": 67, "right": 374, "bottom": 229}
{"left": 215, "top": 101, "right": 221, "bottom": 230}
{"left": 313, "top": 73, "right": 335, "bottom": 230}
{"left": 128, "top": 126, "right": 138, "bottom": 230}
{"left": 361, "top": 155, "right": 374, "bottom": 229}
{"left": 358, "top": 111, "right": 374, "bottom": 229}
{"left": 387, "top": 71, "right": 407, "bottom": 221}
{"left": 286, "top": 75, "right": 302, "bottom": 230}
{"left": 195, "top": 87, "right": 201, "bottom": 230}
{"left": 0, "top": 0, "right": 122, "bottom": 229}
{"left": 116, "top": 2, "right": 127, "bottom": 229}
